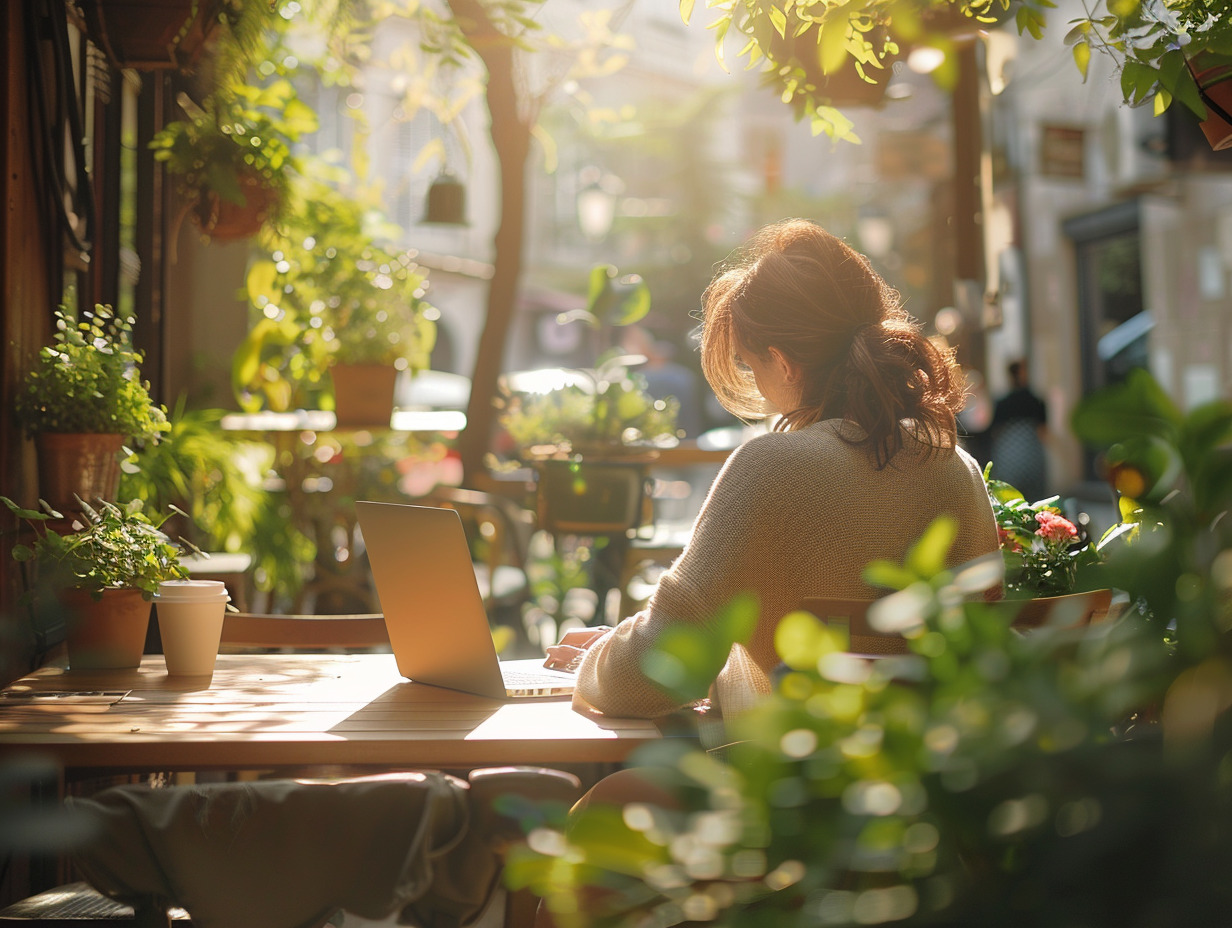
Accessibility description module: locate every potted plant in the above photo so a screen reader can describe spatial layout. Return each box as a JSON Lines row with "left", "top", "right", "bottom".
{"left": 500, "top": 357, "right": 680, "bottom": 536}
{"left": 234, "top": 176, "right": 436, "bottom": 424}
{"left": 983, "top": 462, "right": 1121, "bottom": 626}
{"left": 14, "top": 304, "right": 169, "bottom": 515}
{"left": 499, "top": 266, "right": 679, "bottom": 535}
{"left": 1066, "top": 0, "right": 1232, "bottom": 151}
{"left": 150, "top": 77, "right": 318, "bottom": 241}
{"left": 1, "top": 497, "right": 188, "bottom": 670}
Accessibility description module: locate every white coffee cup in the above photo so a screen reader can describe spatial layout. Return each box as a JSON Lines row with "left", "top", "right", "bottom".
{"left": 155, "top": 580, "right": 230, "bottom": 676}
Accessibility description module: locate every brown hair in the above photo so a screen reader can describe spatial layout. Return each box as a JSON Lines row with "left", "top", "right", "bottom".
{"left": 700, "top": 219, "right": 965, "bottom": 468}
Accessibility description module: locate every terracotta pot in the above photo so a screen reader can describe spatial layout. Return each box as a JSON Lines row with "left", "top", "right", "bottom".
{"left": 192, "top": 173, "right": 280, "bottom": 242}
{"left": 35, "top": 433, "right": 126, "bottom": 515}
{"left": 993, "top": 589, "right": 1114, "bottom": 630}
{"left": 1193, "top": 59, "right": 1232, "bottom": 152}
{"left": 330, "top": 364, "right": 398, "bottom": 429}
{"left": 63, "top": 588, "right": 152, "bottom": 671}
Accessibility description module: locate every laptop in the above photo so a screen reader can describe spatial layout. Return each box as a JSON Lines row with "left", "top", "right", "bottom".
{"left": 355, "top": 500, "right": 577, "bottom": 699}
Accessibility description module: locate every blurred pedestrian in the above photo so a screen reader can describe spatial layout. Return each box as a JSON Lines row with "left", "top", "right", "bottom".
{"left": 989, "top": 359, "right": 1049, "bottom": 502}
{"left": 622, "top": 326, "right": 702, "bottom": 437}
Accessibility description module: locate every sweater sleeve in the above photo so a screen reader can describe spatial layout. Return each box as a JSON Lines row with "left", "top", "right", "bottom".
{"left": 573, "top": 438, "right": 778, "bottom": 719}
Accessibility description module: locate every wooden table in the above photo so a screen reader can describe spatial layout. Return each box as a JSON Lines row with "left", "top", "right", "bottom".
{"left": 0, "top": 654, "right": 663, "bottom": 775}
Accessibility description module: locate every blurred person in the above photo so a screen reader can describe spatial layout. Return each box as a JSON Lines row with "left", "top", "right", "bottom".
{"left": 622, "top": 325, "right": 702, "bottom": 437}
{"left": 988, "top": 359, "right": 1049, "bottom": 503}
{"left": 957, "top": 367, "right": 993, "bottom": 466}
{"left": 544, "top": 219, "right": 999, "bottom": 720}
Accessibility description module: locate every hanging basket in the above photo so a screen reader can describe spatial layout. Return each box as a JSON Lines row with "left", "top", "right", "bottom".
{"left": 191, "top": 173, "right": 281, "bottom": 242}
{"left": 80, "top": 0, "right": 225, "bottom": 72}
{"left": 35, "top": 433, "right": 126, "bottom": 515}
{"left": 330, "top": 364, "right": 398, "bottom": 429}
{"left": 63, "top": 588, "right": 152, "bottom": 671}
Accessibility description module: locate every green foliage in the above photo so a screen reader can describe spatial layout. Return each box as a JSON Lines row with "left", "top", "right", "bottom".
{"left": 679, "top": 0, "right": 1036, "bottom": 142}
{"left": 150, "top": 76, "right": 317, "bottom": 213}
{"left": 233, "top": 174, "right": 437, "bottom": 411}
{"left": 499, "top": 358, "right": 681, "bottom": 455}
{"left": 567, "top": 266, "right": 653, "bottom": 330}
{"left": 118, "top": 402, "right": 270, "bottom": 555}
{"left": 1060, "top": 0, "right": 1232, "bottom": 119}
{"left": 500, "top": 265, "right": 677, "bottom": 455}
{"left": 1071, "top": 368, "right": 1232, "bottom": 660}
{"left": 642, "top": 593, "right": 759, "bottom": 705}
{"left": 2, "top": 497, "right": 188, "bottom": 600}
{"left": 982, "top": 463, "right": 1102, "bottom": 597}
{"left": 14, "top": 305, "right": 169, "bottom": 441}
{"left": 511, "top": 530, "right": 1208, "bottom": 927}
{"left": 508, "top": 369, "right": 1232, "bottom": 927}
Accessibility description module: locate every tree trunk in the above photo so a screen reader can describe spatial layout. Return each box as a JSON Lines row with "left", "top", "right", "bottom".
{"left": 448, "top": 0, "right": 533, "bottom": 488}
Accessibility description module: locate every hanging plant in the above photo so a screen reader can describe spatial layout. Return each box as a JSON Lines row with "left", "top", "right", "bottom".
{"left": 150, "top": 78, "right": 319, "bottom": 240}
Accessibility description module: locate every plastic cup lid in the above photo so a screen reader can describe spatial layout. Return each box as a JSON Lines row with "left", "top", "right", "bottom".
{"left": 155, "top": 580, "right": 231, "bottom": 603}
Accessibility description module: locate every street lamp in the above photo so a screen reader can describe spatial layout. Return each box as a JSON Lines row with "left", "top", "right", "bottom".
{"left": 576, "top": 169, "right": 623, "bottom": 242}
{"left": 856, "top": 209, "right": 895, "bottom": 260}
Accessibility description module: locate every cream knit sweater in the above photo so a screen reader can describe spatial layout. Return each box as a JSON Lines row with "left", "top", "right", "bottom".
{"left": 574, "top": 419, "right": 999, "bottom": 719}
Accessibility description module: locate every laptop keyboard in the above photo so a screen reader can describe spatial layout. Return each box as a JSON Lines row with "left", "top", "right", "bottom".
{"left": 501, "top": 664, "right": 576, "bottom": 687}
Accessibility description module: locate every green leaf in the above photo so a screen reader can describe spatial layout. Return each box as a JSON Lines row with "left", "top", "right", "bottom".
{"left": 775, "top": 609, "right": 847, "bottom": 669}
{"left": 819, "top": 19, "right": 848, "bottom": 75}
{"left": 246, "top": 260, "right": 279, "bottom": 307}
{"left": 1071, "top": 368, "right": 1181, "bottom": 447}
{"left": 906, "top": 516, "right": 958, "bottom": 579}
{"left": 863, "top": 560, "right": 920, "bottom": 592}
{"left": 1073, "top": 40, "right": 1091, "bottom": 81}
{"left": 1121, "top": 59, "right": 1159, "bottom": 105}
{"left": 607, "top": 276, "right": 652, "bottom": 327}
{"left": 715, "top": 591, "right": 758, "bottom": 648}
{"left": 679, "top": 0, "right": 695, "bottom": 25}
{"left": 769, "top": 5, "right": 788, "bottom": 39}
{"left": 1153, "top": 87, "right": 1172, "bottom": 116}
{"left": 586, "top": 264, "right": 616, "bottom": 313}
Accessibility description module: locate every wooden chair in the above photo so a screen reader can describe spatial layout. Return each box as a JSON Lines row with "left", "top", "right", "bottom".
{"left": 0, "top": 768, "right": 581, "bottom": 928}
{"left": 798, "top": 598, "right": 908, "bottom": 655}
{"left": 218, "top": 611, "right": 390, "bottom": 652}
{"left": 418, "top": 485, "right": 534, "bottom": 626}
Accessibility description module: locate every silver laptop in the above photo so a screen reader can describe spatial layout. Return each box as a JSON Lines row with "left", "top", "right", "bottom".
{"left": 355, "top": 500, "right": 577, "bottom": 698}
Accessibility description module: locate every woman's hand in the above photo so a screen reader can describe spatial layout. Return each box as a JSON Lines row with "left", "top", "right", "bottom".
{"left": 543, "top": 626, "right": 612, "bottom": 671}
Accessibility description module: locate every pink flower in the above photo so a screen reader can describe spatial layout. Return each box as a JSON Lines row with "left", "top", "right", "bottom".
{"left": 1035, "top": 511, "right": 1078, "bottom": 545}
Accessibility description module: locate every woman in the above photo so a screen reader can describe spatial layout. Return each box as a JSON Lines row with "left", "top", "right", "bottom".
{"left": 550, "top": 220, "right": 998, "bottom": 719}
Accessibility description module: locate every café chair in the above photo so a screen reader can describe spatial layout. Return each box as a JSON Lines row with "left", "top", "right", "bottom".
{"left": 0, "top": 766, "right": 581, "bottom": 928}
{"left": 798, "top": 598, "right": 908, "bottom": 655}
{"left": 218, "top": 611, "right": 391, "bottom": 652}
{"left": 418, "top": 486, "right": 534, "bottom": 627}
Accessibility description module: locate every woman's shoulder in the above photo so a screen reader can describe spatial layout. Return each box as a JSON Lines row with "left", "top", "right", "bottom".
{"left": 735, "top": 420, "right": 849, "bottom": 455}
{"left": 702, "top": 423, "right": 849, "bottom": 495}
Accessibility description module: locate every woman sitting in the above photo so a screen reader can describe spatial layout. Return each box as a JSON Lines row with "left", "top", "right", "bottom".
{"left": 548, "top": 219, "right": 999, "bottom": 720}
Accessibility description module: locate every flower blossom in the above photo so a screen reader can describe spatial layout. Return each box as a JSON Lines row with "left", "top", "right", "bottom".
{"left": 1034, "top": 511, "right": 1078, "bottom": 545}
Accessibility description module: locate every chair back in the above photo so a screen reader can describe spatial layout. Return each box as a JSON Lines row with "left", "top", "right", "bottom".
{"left": 797, "top": 598, "right": 907, "bottom": 655}
{"left": 417, "top": 485, "right": 534, "bottom": 619}
{"left": 219, "top": 613, "right": 390, "bottom": 651}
